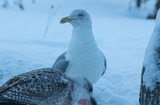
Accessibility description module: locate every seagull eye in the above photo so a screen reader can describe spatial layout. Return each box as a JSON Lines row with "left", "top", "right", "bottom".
{"left": 78, "top": 13, "right": 84, "bottom": 17}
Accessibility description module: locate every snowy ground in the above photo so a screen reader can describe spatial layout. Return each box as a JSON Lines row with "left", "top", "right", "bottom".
{"left": 0, "top": 0, "right": 156, "bottom": 105}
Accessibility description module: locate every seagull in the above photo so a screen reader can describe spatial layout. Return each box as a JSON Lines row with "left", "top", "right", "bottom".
{"left": 52, "top": 9, "right": 107, "bottom": 84}
{"left": 0, "top": 68, "right": 97, "bottom": 105}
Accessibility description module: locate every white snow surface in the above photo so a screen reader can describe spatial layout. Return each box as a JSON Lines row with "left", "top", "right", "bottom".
{"left": 0, "top": 0, "right": 156, "bottom": 105}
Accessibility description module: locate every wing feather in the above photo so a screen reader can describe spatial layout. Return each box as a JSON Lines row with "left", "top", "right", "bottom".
{"left": 52, "top": 52, "right": 70, "bottom": 73}
{"left": 0, "top": 68, "right": 70, "bottom": 105}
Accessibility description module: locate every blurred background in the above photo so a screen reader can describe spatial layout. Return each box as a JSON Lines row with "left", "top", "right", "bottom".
{"left": 0, "top": 0, "right": 158, "bottom": 105}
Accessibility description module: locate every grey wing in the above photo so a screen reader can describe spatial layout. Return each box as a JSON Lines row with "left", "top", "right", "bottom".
{"left": 101, "top": 52, "right": 107, "bottom": 76}
{"left": 52, "top": 52, "right": 70, "bottom": 73}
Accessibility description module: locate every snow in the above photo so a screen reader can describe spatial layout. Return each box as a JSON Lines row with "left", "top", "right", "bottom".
{"left": 143, "top": 10, "right": 160, "bottom": 89}
{"left": 0, "top": 0, "right": 156, "bottom": 105}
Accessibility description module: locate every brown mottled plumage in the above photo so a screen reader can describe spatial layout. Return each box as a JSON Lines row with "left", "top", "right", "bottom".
{"left": 0, "top": 68, "right": 97, "bottom": 105}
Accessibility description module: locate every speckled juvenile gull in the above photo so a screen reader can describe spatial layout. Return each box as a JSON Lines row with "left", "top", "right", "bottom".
{"left": 52, "top": 9, "right": 107, "bottom": 84}
{"left": 0, "top": 68, "right": 97, "bottom": 105}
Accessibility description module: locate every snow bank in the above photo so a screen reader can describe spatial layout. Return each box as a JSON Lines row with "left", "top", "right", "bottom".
{"left": 143, "top": 10, "right": 160, "bottom": 89}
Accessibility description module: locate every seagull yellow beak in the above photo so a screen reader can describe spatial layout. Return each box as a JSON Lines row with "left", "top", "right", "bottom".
{"left": 60, "top": 17, "right": 76, "bottom": 24}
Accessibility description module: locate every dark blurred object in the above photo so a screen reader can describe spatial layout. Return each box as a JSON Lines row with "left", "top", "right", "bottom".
{"left": 136, "top": 0, "right": 147, "bottom": 7}
{"left": 1, "top": 0, "right": 36, "bottom": 10}
{"left": 147, "top": 0, "right": 160, "bottom": 19}
{"left": 32, "top": 0, "right": 35, "bottom": 4}
{"left": 136, "top": 0, "right": 141, "bottom": 7}
{"left": 15, "top": 0, "right": 24, "bottom": 10}
{"left": 136, "top": 0, "right": 160, "bottom": 19}
{"left": 1, "top": 0, "right": 9, "bottom": 8}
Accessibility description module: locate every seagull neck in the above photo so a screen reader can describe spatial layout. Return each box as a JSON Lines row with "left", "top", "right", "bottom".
{"left": 68, "top": 25, "right": 98, "bottom": 52}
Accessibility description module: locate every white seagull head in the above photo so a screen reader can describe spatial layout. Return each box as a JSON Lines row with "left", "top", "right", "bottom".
{"left": 60, "top": 9, "right": 92, "bottom": 27}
